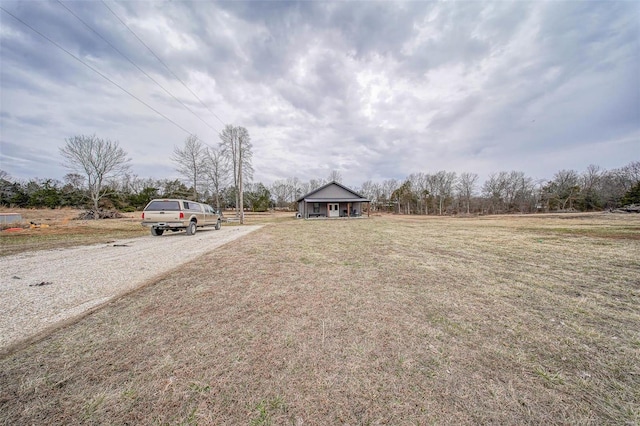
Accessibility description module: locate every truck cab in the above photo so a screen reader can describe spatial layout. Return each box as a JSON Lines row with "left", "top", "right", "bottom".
{"left": 141, "top": 199, "right": 222, "bottom": 236}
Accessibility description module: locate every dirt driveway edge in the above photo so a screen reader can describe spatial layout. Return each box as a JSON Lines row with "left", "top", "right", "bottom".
{"left": 0, "top": 225, "right": 263, "bottom": 356}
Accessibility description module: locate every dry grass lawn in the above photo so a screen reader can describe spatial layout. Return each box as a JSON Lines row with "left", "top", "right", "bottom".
{"left": 1, "top": 212, "right": 639, "bottom": 424}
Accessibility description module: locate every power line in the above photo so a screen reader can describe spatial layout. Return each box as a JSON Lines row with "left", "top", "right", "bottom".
{"left": 0, "top": 5, "right": 201, "bottom": 139}
{"left": 56, "top": 0, "right": 221, "bottom": 135}
{"left": 100, "top": 0, "right": 228, "bottom": 129}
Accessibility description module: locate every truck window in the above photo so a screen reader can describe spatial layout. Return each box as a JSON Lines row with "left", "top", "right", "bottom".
{"left": 146, "top": 201, "right": 180, "bottom": 211}
{"left": 184, "top": 202, "right": 202, "bottom": 212}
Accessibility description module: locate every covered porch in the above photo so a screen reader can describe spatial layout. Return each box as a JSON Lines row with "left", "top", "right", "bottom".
{"left": 300, "top": 201, "right": 369, "bottom": 219}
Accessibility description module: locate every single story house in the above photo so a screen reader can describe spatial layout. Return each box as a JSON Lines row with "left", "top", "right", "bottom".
{"left": 297, "top": 181, "right": 369, "bottom": 219}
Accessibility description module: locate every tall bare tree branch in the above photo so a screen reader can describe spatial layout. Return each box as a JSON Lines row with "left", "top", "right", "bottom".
{"left": 59, "top": 134, "right": 130, "bottom": 213}
{"left": 172, "top": 134, "right": 207, "bottom": 200}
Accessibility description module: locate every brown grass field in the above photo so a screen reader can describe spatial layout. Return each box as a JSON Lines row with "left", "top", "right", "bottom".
{"left": 1, "top": 210, "right": 639, "bottom": 424}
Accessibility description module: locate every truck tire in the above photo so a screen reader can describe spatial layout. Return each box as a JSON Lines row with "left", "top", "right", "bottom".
{"left": 186, "top": 221, "right": 197, "bottom": 236}
{"left": 215, "top": 220, "right": 221, "bottom": 230}
{"left": 151, "top": 228, "right": 164, "bottom": 236}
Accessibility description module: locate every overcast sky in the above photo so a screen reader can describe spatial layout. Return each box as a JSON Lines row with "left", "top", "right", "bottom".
{"left": 1, "top": 0, "right": 638, "bottom": 190}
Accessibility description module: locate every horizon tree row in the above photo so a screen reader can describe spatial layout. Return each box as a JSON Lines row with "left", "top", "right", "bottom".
{"left": 269, "top": 162, "right": 639, "bottom": 215}
{"left": 1, "top": 150, "right": 638, "bottom": 215}
{"left": 354, "top": 162, "right": 639, "bottom": 215}
{"left": 0, "top": 171, "right": 274, "bottom": 213}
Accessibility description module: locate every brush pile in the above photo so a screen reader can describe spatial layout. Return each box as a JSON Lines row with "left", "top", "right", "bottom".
{"left": 611, "top": 204, "right": 640, "bottom": 213}
{"left": 75, "top": 209, "right": 124, "bottom": 220}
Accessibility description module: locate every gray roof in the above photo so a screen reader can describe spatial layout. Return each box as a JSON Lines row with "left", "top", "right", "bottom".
{"left": 297, "top": 181, "right": 369, "bottom": 203}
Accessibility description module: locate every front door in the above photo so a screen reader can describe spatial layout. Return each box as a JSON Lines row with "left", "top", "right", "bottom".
{"left": 328, "top": 203, "right": 339, "bottom": 217}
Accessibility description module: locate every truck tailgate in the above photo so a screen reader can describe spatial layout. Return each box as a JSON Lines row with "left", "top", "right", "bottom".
{"left": 144, "top": 211, "right": 182, "bottom": 222}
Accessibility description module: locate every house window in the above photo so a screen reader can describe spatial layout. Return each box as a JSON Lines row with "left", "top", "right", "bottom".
{"left": 313, "top": 203, "right": 319, "bottom": 213}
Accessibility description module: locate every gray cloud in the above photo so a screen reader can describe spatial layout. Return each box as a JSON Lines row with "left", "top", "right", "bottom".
{"left": 1, "top": 0, "right": 638, "bottom": 189}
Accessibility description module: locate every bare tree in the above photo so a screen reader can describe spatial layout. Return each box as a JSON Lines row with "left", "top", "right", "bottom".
{"left": 63, "top": 173, "right": 85, "bottom": 190}
{"left": 116, "top": 173, "right": 144, "bottom": 195}
{"left": 359, "top": 180, "right": 381, "bottom": 212}
{"left": 381, "top": 179, "right": 398, "bottom": 212}
{"left": 621, "top": 161, "right": 640, "bottom": 185}
{"left": 219, "top": 125, "right": 253, "bottom": 223}
{"left": 219, "top": 125, "right": 239, "bottom": 210}
{"left": 483, "top": 172, "right": 501, "bottom": 213}
{"left": 408, "top": 173, "right": 429, "bottom": 214}
{"left": 424, "top": 174, "right": 439, "bottom": 214}
{"left": 286, "top": 177, "right": 301, "bottom": 203}
{"left": 580, "top": 164, "right": 602, "bottom": 210}
{"left": 482, "top": 171, "right": 535, "bottom": 213}
{"left": 59, "top": 134, "right": 130, "bottom": 213}
{"left": 549, "top": 169, "right": 580, "bottom": 210}
{"left": 270, "top": 180, "right": 289, "bottom": 208}
{"left": 269, "top": 177, "right": 308, "bottom": 209}
{"left": 172, "top": 134, "right": 207, "bottom": 200}
{"left": 457, "top": 172, "right": 478, "bottom": 214}
{"left": 309, "top": 178, "right": 326, "bottom": 191}
{"left": 597, "top": 161, "right": 640, "bottom": 209}
{"left": 433, "top": 171, "right": 457, "bottom": 215}
{"left": 203, "top": 146, "right": 229, "bottom": 212}
{"left": 299, "top": 181, "right": 310, "bottom": 198}
{"left": 327, "top": 170, "right": 343, "bottom": 183}
{"left": 503, "top": 171, "right": 534, "bottom": 213}
{"left": 512, "top": 172, "right": 536, "bottom": 213}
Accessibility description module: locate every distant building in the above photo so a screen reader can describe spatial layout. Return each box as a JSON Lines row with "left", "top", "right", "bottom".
{"left": 296, "top": 181, "right": 369, "bottom": 219}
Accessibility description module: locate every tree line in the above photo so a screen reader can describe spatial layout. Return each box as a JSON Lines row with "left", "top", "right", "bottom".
{"left": 357, "top": 163, "right": 639, "bottom": 215}
{"left": 0, "top": 127, "right": 258, "bottom": 218}
{"left": 1, "top": 132, "right": 638, "bottom": 215}
{"left": 267, "top": 163, "right": 639, "bottom": 215}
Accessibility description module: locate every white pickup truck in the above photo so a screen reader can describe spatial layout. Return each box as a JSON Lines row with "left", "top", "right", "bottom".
{"left": 141, "top": 199, "right": 222, "bottom": 236}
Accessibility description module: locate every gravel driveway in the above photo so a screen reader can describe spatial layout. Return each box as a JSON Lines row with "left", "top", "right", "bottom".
{"left": 0, "top": 225, "right": 262, "bottom": 353}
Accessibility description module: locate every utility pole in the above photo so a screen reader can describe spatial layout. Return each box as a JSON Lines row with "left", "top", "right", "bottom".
{"left": 238, "top": 131, "right": 244, "bottom": 225}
